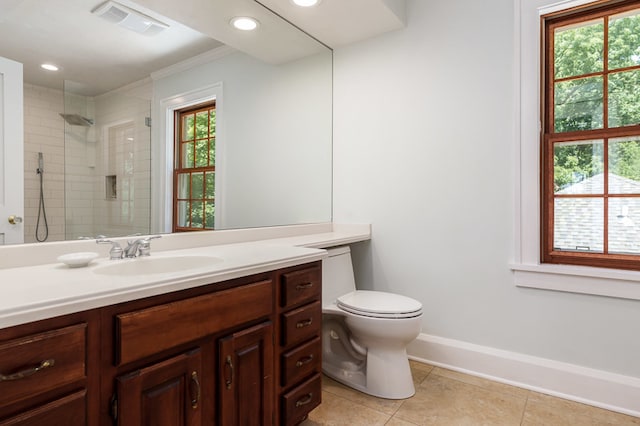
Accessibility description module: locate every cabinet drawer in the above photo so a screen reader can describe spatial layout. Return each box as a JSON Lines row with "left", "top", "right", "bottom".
{"left": 281, "top": 337, "right": 321, "bottom": 387}
{"left": 280, "top": 266, "right": 321, "bottom": 308}
{"left": 116, "top": 279, "right": 272, "bottom": 365}
{"left": 0, "top": 390, "right": 86, "bottom": 426}
{"left": 281, "top": 301, "right": 321, "bottom": 347}
{"left": 281, "top": 373, "right": 321, "bottom": 426}
{"left": 0, "top": 324, "right": 86, "bottom": 406}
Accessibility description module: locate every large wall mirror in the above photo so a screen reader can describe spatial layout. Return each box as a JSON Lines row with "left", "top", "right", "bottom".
{"left": 0, "top": 0, "right": 332, "bottom": 245}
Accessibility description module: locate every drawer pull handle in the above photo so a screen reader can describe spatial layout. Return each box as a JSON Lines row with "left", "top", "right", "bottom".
{"left": 190, "top": 371, "right": 200, "bottom": 409}
{"left": 296, "top": 318, "right": 313, "bottom": 329}
{"left": 295, "top": 393, "right": 313, "bottom": 407}
{"left": 225, "top": 355, "right": 234, "bottom": 390}
{"left": 0, "top": 358, "right": 55, "bottom": 382}
{"left": 296, "top": 355, "right": 314, "bottom": 368}
{"left": 296, "top": 282, "right": 313, "bottom": 290}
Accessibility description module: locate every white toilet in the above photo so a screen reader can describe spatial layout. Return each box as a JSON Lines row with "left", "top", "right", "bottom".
{"left": 322, "top": 246, "right": 423, "bottom": 399}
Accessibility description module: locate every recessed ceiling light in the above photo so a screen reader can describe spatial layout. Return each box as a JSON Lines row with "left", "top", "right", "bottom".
{"left": 230, "top": 16, "right": 259, "bottom": 31}
{"left": 291, "top": 0, "right": 321, "bottom": 7}
{"left": 41, "top": 63, "right": 59, "bottom": 71}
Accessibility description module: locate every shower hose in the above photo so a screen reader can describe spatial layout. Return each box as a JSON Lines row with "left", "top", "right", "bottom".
{"left": 36, "top": 167, "right": 49, "bottom": 242}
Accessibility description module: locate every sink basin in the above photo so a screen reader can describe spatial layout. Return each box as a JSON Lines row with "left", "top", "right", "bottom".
{"left": 93, "top": 255, "right": 223, "bottom": 276}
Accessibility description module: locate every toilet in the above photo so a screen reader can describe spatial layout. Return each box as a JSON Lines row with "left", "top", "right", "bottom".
{"left": 322, "top": 246, "right": 423, "bottom": 399}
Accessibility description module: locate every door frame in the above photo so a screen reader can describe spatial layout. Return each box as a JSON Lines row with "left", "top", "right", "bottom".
{"left": 0, "top": 56, "right": 24, "bottom": 244}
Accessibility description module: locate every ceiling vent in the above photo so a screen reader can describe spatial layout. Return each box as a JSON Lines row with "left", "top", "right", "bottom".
{"left": 92, "top": 1, "right": 169, "bottom": 36}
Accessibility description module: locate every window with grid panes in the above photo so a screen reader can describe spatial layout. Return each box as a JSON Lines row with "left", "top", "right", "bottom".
{"left": 173, "top": 102, "right": 216, "bottom": 232}
{"left": 542, "top": 1, "right": 640, "bottom": 270}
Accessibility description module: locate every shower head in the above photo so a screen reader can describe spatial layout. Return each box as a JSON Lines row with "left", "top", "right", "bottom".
{"left": 59, "top": 113, "right": 94, "bottom": 126}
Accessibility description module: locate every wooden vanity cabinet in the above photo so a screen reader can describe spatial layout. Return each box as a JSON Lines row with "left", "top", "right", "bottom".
{"left": 0, "top": 260, "right": 323, "bottom": 426}
{"left": 115, "top": 348, "right": 204, "bottom": 426}
{"left": 0, "top": 311, "right": 100, "bottom": 426}
{"left": 275, "top": 264, "right": 323, "bottom": 426}
{"left": 218, "top": 322, "right": 273, "bottom": 425}
{"left": 103, "top": 273, "right": 275, "bottom": 426}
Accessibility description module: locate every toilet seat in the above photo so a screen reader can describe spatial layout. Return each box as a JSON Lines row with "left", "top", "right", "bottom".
{"left": 337, "top": 290, "right": 422, "bottom": 319}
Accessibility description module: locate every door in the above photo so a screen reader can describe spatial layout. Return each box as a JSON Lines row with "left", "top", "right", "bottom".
{"left": 116, "top": 348, "right": 203, "bottom": 426}
{"left": 219, "top": 322, "right": 273, "bottom": 426}
{"left": 0, "top": 56, "right": 23, "bottom": 245}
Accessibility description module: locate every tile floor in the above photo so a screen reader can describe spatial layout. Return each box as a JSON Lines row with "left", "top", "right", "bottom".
{"left": 300, "top": 360, "right": 640, "bottom": 425}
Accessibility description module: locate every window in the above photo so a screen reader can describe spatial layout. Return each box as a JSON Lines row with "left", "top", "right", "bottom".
{"left": 173, "top": 102, "right": 216, "bottom": 232}
{"left": 542, "top": 0, "right": 640, "bottom": 270}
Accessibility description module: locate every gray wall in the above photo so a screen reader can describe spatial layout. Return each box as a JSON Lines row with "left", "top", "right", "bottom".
{"left": 152, "top": 50, "right": 332, "bottom": 230}
{"left": 333, "top": 0, "right": 640, "bottom": 378}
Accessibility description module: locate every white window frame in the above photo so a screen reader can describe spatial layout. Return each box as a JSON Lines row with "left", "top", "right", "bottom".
{"left": 151, "top": 83, "right": 224, "bottom": 233}
{"left": 511, "top": 0, "right": 640, "bottom": 300}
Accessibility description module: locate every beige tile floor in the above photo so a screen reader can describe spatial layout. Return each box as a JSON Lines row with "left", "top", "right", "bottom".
{"left": 300, "top": 360, "right": 640, "bottom": 426}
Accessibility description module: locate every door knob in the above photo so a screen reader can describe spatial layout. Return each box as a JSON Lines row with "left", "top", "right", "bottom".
{"left": 8, "top": 215, "right": 22, "bottom": 225}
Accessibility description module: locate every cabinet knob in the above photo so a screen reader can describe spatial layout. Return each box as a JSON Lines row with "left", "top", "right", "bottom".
{"left": 0, "top": 358, "right": 55, "bottom": 381}
{"left": 296, "top": 318, "right": 313, "bottom": 329}
{"left": 225, "top": 355, "right": 234, "bottom": 390}
{"left": 295, "top": 354, "right": 314, "bottom": 368}
{"left": 190, "top": 371, "right": 200, "bottom": 409}
{"left": 296, "top": 282, "right": 313, "bottom": 291}
{"left": 295, "top": 393, "right": 314, "bottom": 408}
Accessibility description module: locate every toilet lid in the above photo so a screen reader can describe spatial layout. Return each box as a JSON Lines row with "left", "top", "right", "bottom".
{"left": 337, "top": 290, "right": 422, "bottom": 319}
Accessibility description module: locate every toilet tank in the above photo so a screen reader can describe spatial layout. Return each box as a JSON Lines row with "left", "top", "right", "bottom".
{"left": 322, "top": 246, "right": 357, "bottom": 307}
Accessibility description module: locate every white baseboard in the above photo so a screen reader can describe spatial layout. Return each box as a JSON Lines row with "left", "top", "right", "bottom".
{"left": 407, "top": 333, "right": 640, "bottom": 418}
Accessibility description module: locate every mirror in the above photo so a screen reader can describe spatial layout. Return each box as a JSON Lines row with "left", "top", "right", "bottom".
{"left": 0, "top": 0, "right": 332, "bottom": 244}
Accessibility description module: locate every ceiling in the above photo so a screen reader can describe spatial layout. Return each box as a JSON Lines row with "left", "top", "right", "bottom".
{"left": 0, "top": 0, "right": 405, "bottom": 96}
{"left": 257, "top": 0, "right": 405, "bottom": 48}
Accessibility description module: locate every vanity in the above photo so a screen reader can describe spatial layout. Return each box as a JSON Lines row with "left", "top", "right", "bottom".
{"left": 0, "top": 224, "right": 370, "bottom": 425}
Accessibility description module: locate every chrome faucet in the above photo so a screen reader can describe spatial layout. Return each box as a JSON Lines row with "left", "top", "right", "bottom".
{"left": 96, "top": 239, "right": 124, "bottom": 260}
{"left": 124, "top": 235, "right": 162, "bottom": 258}
{"left": 97, "top": 235, "right": 161, "bottom": 260}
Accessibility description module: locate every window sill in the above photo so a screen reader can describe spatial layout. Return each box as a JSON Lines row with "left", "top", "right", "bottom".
{"left": 511, "top": 263, "right": 640, "bottom": 300}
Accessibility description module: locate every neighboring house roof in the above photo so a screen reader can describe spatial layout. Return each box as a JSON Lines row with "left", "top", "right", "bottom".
{"left": 555, "top": 173, "right": 640, "bottom": 254}
{"left": 556, "top": 173, "right": 640, "bottom": 195}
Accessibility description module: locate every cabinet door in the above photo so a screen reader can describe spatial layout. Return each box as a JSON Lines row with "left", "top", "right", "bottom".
{"left": 116, "top": 348, "right": 202, "bottom": 426}
{"left": 219, "top": 322, "right": 273, "bottom": 426}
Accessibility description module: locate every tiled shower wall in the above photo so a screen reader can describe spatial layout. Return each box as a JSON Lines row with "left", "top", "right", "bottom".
{"left": 91, "top": 82, "right": 151, "bottom": 238}
{"left": 23, "top": 81, "right": 151, "bottom": 243}
{"left": 63, "top": 92, "right": 96, "bottom": 240}
{"left": 23, "top": 84, "right": 65, "bottom": 243}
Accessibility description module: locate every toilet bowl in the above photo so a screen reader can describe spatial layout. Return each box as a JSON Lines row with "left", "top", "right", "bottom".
{"left": 322, "top": 246, "right": 423, "bottom": 399}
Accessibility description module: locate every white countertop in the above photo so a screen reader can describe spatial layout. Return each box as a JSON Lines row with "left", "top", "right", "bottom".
{"left": 0, "top": 223, "right": 371, "bottom": 329}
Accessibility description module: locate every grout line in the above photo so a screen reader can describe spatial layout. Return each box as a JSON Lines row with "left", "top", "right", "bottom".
{"left": 428, "top": 366, "right": 530, "bottom": 402}
{"left": 520, "top": 391, "right": 532, "bottom": 425}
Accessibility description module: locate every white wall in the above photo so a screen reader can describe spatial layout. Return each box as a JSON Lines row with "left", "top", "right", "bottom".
{"left": 152, "top": 50, "right": 332, "bottom": 230}
{"left": 333, "top": 0, "right": 640, "bottom": 382}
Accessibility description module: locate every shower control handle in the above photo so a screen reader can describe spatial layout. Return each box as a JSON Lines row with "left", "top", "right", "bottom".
{"left": 8, "top": 215, "right": 22, "bottom": 225}
{"left": 37, "top": 152, "right": 44, "bottom": 174}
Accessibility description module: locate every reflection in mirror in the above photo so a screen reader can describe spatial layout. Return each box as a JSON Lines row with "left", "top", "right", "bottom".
{"left": 1, "top": 0, "right": 332, "bottom": 245}
{"left": 63, "top": 83, "right": 152, "bottom": 240}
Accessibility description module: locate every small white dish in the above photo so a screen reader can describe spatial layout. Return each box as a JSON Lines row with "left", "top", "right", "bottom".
{"left": 57, "top": 252, "right": 99, "bottom": 268}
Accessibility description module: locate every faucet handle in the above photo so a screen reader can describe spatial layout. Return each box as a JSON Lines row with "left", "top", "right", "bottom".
{"left": 97, "top": 239, "right": 124, "bottom": 260}
{"left": 138, "top": 235, "right": 162, "bottom": 257}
